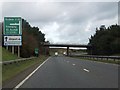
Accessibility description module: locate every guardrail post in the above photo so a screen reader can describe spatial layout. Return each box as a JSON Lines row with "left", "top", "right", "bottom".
{"left": 97, "top": 57, "right": 98, "bottom": 60}
{"left": 107, "top": 58, "right": 108, "bottom": 61}
{"left": 113, "top": 58, "right": 115, "bottom": 61}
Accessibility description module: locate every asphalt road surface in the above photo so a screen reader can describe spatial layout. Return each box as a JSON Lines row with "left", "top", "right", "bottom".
{"left": 18, "top": 56, "right": 118, "bottom": 88}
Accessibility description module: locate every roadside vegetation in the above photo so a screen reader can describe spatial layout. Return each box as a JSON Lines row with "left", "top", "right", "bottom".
{"left": 84, "top": 24, "right": 120, "bottom": 64}
{"left": 1, "top": 18, "right": 50, "bottom": 84}
{"left": 0, "top": 46, "right": 2, "bottom": 61}
{"left": 2, "top": 55, "right": 48, "bottom": 83}
{"left": 1, "top": 18, "right": 50, "bottom": 58}
{"left": 2, "top": 47, "right": 20, "bottom": 61}
{"left": 70, "top": 56, "right": 120, "bottom": 65}
{"left": 87, "top": 24, "right": 120, "bottom": 56}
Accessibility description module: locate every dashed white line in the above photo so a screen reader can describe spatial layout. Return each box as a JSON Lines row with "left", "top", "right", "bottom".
{"left": 14, "top": 57, "right": 51, "bottom": 89}
{"left": 83, "top": 69, "right": 90, "bottom": 72}
{"left": 72, "top": 64, "right": 76, "bottom": 66}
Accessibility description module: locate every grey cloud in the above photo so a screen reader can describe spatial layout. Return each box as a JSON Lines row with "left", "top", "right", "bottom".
{"left": 2, "top": 2, "right": 118, "bottom": 44}
{"left": 118, "top": 1, "right": 120, "bottom": 24}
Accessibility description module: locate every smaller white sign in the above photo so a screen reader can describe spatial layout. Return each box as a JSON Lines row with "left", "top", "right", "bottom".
{"left": 4, "top": 36, "right": 22, "bottom": 46}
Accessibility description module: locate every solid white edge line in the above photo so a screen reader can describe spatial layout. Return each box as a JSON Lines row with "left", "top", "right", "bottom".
{"left": 13, "top": 57, "right": 51, "bottom": 89}
{"left": 83, "top": 69, "right": 90, "bottom": 72}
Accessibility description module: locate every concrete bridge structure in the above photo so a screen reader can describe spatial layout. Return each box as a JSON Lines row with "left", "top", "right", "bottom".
{"left": 43, "top": 44, "right": 92, "bottom": 56}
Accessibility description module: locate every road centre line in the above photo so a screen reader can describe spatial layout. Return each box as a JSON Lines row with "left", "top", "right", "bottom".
{"left": 14, "top": 57, "right": 51, "bottom": 89}
{"left": 83, "top": 69, "right": 90, "bottom": 72}
{"left": 72, "top": 64, "right": 75, "bottom": 66}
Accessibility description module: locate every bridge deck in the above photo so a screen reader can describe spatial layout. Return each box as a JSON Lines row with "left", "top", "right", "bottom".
{"left": 43, "top": 44, "right": 91, "bottom": 48}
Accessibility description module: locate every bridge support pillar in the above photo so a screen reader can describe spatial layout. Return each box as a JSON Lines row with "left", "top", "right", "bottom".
{"left": 67, "top": 47, "right": 69, "bottom": 56}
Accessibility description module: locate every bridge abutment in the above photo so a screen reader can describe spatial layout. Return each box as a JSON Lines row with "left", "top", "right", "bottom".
{"left": 67, "top": 47, "right": 69, "bottom": 56}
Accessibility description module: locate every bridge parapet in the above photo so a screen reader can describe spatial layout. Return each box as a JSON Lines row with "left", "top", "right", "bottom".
{"left": 43, "top": 44, "right": 92, "bottom": 48}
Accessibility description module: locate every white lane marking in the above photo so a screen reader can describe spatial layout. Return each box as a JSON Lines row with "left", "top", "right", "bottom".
{"left": 72, "top": 64, "right": 75, "bottom": 66}
{"left": 83, "top": 69, "right": 90, "bottom": 72}
{"left": 14, "top": 57, "right": 51, "bottom": 89}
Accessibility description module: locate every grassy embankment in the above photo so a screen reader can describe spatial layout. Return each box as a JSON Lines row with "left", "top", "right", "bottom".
{"left": 0, "top": 46, "right": 2, "bottom": 61}
{"left": 112, "top": 54, "right": 120, "bottom": 56}
{"left": 2, "top": 47, "right": 20, "bottom": 61}
{"left": 2, "top": 47, "right": 48, "bottom": 82}
{"left": 70, "top": 56, "right": 120, "bottom": 65}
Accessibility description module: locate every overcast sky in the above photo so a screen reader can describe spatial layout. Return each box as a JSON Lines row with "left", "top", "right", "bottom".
{"left": 1, "top": 1, "right": 119, "bottom": 44}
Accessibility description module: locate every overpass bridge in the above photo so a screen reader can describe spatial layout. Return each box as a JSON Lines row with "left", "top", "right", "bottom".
{"left": 43, "top": 44, "right": 92, "bottom": 56}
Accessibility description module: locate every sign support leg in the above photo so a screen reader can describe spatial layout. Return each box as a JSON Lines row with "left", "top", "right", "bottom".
{"left": 6, "top": 46, "right": 8, "bottom": 50}
{"left": 12, "top": 46, "right": 14, "bottom": 54}
{"left": 18, "top": 46, "right": 20, "bottom": 57}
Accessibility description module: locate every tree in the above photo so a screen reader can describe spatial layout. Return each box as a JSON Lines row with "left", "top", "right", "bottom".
{"left": 20, "top": 19, "right": 46, "bottom": 57}
{"left": 88, "top": 24, "right": 120, "bottom": 55}
{"left": 1, "top": 18, "right": 47, "bottom": 57}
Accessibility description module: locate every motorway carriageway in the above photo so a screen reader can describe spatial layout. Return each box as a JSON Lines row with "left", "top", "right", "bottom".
{"left": 15, "top": 56, "right": 118, "bottom": 88}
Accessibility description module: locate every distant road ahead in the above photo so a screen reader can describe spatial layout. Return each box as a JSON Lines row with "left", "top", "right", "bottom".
{"left": 19, "top": 56, "right": 118, "bottom": 88}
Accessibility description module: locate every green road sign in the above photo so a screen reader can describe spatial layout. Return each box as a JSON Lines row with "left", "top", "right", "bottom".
{"left": 35, "top": 48, "right": 39, "bottom": 54}
{"left": 4, "top": 17, "right": 22, "bottom": 35}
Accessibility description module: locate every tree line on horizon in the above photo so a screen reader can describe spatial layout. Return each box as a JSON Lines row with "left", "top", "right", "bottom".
{"left": 87, "top": 24, "right": 120, "bottom": 55}
{"left": 1, "top": 18, "right": 120, "bottom": 57}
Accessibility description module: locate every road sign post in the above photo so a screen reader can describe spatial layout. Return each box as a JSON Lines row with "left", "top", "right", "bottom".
{"left": 12, "top": 46, "right": 14, "bottom": 54}
{"left": 4, "top": 17, "right": 22, "bottom": 57}
{"left": 18, "top": 46, "right": 20, "bottom": 57}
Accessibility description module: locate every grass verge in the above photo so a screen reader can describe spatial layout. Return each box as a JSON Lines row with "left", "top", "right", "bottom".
{"left": 2, "top": 47, "right": 20, "bottom": 61}
{"left": 70, "top": 56, "right": 120, "bottom": 65}
{"left": 0, "top": 46, "right": 2, "bottom": 61}
{"left": 2, "top": 55, "right": 48, "bottom": 83}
